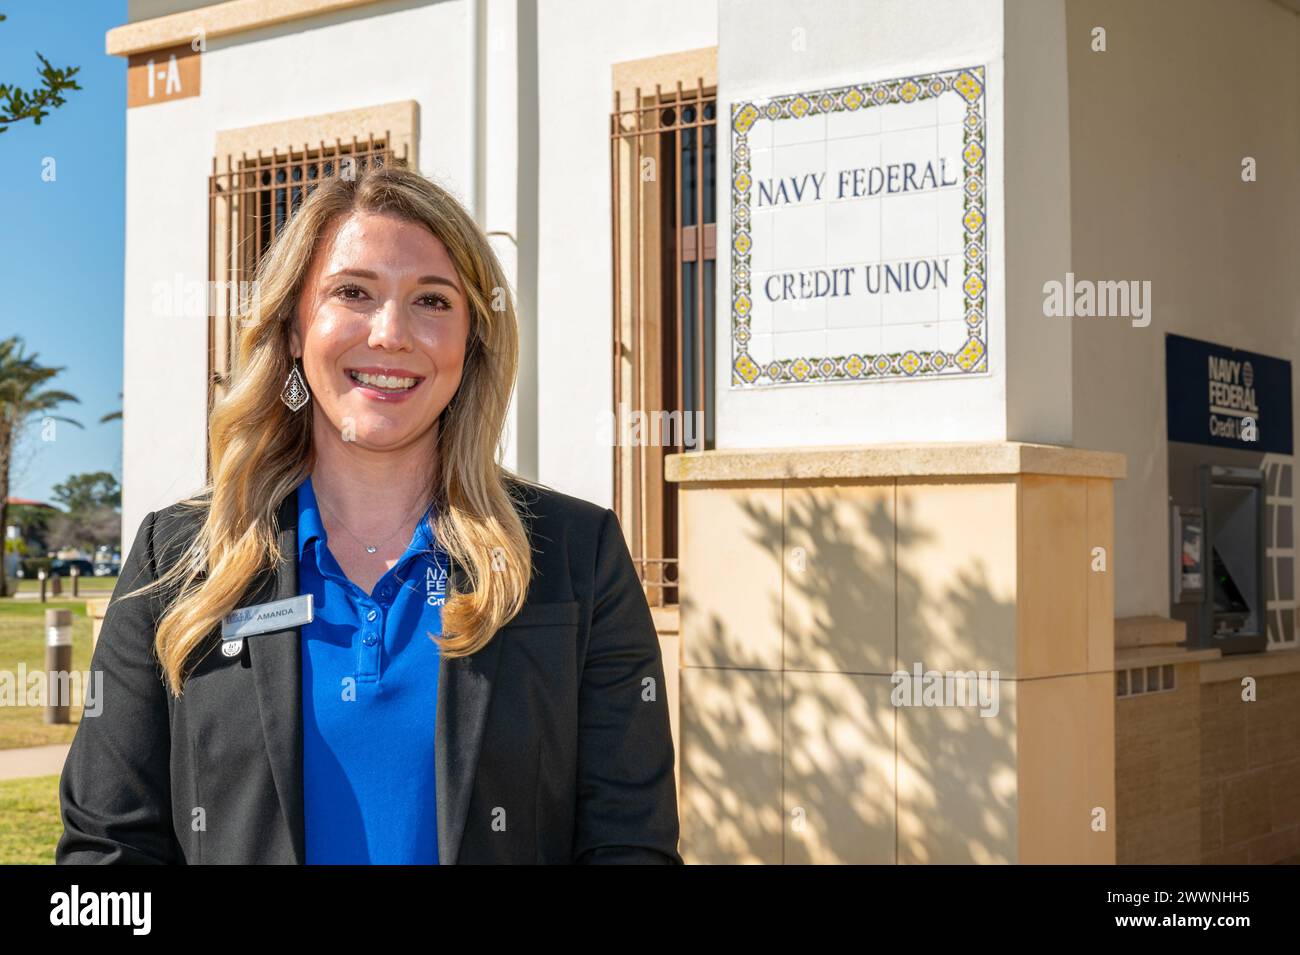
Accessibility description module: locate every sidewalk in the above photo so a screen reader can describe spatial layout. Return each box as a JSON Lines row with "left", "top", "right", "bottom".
{"left": 0, "top": 743, "right": 71, "bottom": 781}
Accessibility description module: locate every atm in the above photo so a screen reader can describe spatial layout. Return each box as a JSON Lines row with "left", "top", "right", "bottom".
{"left": 1170, "top": 466, "right": 1267, "bottom": 655}
{"left": 1165, "top": 333, "right": 1292, "bottom": 656}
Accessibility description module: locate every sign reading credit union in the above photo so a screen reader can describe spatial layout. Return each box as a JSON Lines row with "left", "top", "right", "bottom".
{"left": 730, "top": 65, "right": 988, "bottom": 386}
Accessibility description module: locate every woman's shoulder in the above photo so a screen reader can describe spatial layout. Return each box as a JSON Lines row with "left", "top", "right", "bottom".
{"left": 503, "top": 474, "right": 609, "bottom": 529}
{"left": 135, "top": 492, "right": 211, "bottom": 570}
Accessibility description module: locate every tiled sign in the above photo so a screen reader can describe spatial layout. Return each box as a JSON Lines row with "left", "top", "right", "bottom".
{"left": 730, "top": 65, "right": 988, "bottom": 386}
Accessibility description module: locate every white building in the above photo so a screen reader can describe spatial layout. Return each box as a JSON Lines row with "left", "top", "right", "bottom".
{"left": 109, "top": 0, "right": 1300, "bottom": 864}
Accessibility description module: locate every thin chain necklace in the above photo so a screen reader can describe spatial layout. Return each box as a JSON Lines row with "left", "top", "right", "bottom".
{"left": 315, "top": 490, "right": 429, "bottom": 555}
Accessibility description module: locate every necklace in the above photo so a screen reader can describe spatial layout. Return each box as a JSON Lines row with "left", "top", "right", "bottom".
{"left": 315, "top": 491, "right": 429, "bottom": 555}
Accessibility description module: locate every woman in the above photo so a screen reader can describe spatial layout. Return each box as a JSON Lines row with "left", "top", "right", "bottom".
{"left": 56, "top": 164, "right": 682, "bottom": 865}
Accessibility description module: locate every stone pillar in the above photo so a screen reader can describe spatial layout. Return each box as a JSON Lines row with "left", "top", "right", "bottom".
{"left": 666, "top": 441, "right": 1125, "bottom": 863}
{"left": 87, "top": 598, "right": 110, "bottom": 657}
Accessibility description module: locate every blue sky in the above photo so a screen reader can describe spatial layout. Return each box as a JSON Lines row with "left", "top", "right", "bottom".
{"left": 0, "top": 0, "right": 126, "bottom": 504}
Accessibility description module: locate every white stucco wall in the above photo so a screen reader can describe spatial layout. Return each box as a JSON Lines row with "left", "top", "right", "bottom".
{"left": 714, "top": 0, "right": 1014, "bottom": 448}
{"left": 532, "top": 0, "right": 719, "bottom": 507}
{"left": 1065, "top": 0, "right": 1300, "bottom": 618}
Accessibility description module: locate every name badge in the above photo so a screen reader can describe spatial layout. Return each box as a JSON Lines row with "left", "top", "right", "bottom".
{"left": 221, "top": 594, "right": 314, "bottom": 641}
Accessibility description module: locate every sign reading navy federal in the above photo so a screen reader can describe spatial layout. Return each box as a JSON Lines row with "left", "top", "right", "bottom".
{"left": 1166, "top": 333, "right": 1293, "bottom": 454}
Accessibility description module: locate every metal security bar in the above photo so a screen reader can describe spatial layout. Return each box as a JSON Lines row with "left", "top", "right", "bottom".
{"left": 610, "top": 80, "right": 717, "bottom": 606}
{"left": 206, "top": 134, "right": 409, "bottom": 420}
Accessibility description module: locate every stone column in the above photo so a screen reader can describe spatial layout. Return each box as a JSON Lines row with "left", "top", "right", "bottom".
{"left": 666, "top": 441, "right": 1125, "bottom": 863}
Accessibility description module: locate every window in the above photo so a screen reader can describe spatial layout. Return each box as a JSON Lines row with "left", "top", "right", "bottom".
{"left": 207, "top": 134, "right": 408, "bottom": 418}
{"left": 610, "top": 76, "right": 717, "bottom": 606}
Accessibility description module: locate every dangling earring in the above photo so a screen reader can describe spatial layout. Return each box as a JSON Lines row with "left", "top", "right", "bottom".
{"left": 281, "top": 358, "right": 310, "bottom": 411}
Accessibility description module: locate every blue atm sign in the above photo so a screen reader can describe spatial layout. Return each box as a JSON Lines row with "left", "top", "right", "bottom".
{"left": 1166, "top": 333, "right": 1293, "bottom": 454}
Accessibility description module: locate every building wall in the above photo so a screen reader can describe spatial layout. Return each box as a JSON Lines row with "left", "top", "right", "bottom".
{"left": 1115, "top": 661, "right": 1202, "bottom": 864}
{"left": 532, "top": 0, "right": 718, "bottom": 507}
{"left": 714, "top": 0, "right": 1008, "bottom": 448}
{"left": 116, "top": 0, "right": 1300, "bottom": 596}
{"left": 1200, "top": 669, "right": 1300, "bottom": 863}
{"left": 1065, "top": 0, "right": 1300, "bottom": 619}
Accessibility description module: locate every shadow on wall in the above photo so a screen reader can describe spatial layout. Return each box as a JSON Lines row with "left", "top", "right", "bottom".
{"left": 679, "top": 486, "right": 1020, "bottom": 864}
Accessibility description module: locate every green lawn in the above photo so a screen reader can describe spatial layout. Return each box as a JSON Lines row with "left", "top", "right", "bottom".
{"left": 13, "top": 576, "right": 117, "bottom": 595}
{"left": 0, "top": 599, "right": 97, "bottom": 749}
{"left": 0, "top": 774, "right": 61, "bottom": 864}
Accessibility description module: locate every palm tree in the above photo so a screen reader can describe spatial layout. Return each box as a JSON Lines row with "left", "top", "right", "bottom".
{"left": 0, "top": 336, "right": 82, "bottom": 596}
{"left": 100, "top": 392, "right": 122, "bottom": 423}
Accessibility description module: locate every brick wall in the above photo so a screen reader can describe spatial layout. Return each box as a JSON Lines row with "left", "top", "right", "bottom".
{"left": 1200, "top": 672, "right": 1300, "bottom": 864}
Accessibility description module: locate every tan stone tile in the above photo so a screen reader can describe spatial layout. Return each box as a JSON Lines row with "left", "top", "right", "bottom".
{"left": 1018, "top": 675, "right": 1111, "bottom": 863}
{"left": 897, "top": 672, "right": 1016, "bottom": 863}
{"left": 896, "top": 477, "right": 1018, "bottom": 675}
{"left": 783, "top": 671, "right": 896, "bottom": 863}
{"left": 1018, "top": 476, "right": 1089, "bottom": 679}
{"left": 1086, "top": 479, "right": 1115, "bottom": 673}
{"left": 679, "top": 666, "right": 783, "bottom": 864}
{"left": 783, "top": 480, "right": 895, "bottom": 674}
{"left": 679, "top": 484, "right": 783, "bottom": 670}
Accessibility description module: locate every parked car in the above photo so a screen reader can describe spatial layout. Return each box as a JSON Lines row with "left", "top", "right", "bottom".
{"left": 48, "top": 558, "right": 96, "bottom": 578}
{"left": 93, "top": 561, "right": 120, "bottom": 577}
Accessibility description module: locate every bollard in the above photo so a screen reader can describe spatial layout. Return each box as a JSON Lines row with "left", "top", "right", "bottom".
{"left": 70, "top": 565, "right": 79, "bottom": 597}
{"left": 45, "top": 608, "right": 72, "bottom": 724}
{"left": 50, "top": 571, "right": 62, "bottom": 597}
{"left": 37, "top": 569, "right": 46, "bottom": 603}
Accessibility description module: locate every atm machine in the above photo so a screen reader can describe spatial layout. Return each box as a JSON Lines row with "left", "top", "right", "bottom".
{"left": 1171, "top": 465, "right": 1268, "bottom": 656}
{"left": 1165, "top": 333, "right": 1291, "bottom": 655}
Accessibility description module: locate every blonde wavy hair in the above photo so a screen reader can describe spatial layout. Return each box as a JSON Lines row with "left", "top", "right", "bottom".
{"left": 122, "top": 163, "right": 537, "bottom": 697}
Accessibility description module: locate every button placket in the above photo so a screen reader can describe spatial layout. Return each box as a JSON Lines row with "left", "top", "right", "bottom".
{"left": 357, "top": 594, "right": 382, "bottom": 680}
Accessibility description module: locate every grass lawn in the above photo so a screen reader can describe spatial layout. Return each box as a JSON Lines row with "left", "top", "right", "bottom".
{"left": 0, "top": 774, "right": 61, "bottom": 864}
{"left": 0, "top": 599, "right": 98, "bottom": 749}
{"left": 13, "top": 576, "right": 117, "bottom": 595}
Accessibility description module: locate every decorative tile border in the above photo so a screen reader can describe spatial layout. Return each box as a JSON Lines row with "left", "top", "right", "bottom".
{"left": 730, "top": 65, "right": 988, "bottom": 386}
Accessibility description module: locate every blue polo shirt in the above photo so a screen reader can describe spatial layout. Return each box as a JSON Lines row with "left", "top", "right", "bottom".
{"left": 297, "top": 475, "right": 447, "bottom": 864}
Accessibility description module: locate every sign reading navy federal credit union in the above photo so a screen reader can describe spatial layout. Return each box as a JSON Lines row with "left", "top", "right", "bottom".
{"left": 1165, "top": 333, "right": 1293, "bottom": 454}
{"left": 729, "top": 65, "right": 988, "bottom": 387}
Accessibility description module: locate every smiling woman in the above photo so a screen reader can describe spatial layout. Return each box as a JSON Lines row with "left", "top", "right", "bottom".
{"left": 55, "top": 165, "right": 682, "bottom": 865}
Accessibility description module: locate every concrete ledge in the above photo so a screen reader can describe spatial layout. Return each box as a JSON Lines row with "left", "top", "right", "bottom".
{"left": 650, "top": 604, "right": 679, "bottom": 635}
{"left": 1116, "top": 645, "right": 1221, "bottom": 669}
{"left": 665, "top": 442, "right": 1127, "bottom": 483}
{"left": 1116, "top": 614, "right": 1188, "bottom": 649}
{"left": 1200, "top": 646, "right": 1300, "bottom": 683}
{"left": 107, "top": 0, "right": 383, "bottom": 57}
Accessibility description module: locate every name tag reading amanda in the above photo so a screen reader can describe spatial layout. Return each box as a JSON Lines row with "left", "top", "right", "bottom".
{"left": 221, "top": 594, "right": 314, "bottom": 641}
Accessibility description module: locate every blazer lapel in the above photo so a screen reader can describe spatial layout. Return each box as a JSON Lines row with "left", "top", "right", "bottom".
{"left": 248, "top": 486, "right": 307, "bottom": 864}
{"left": 435, "top": 553, "right": 503, "bottom": 864}
{"left": 247, "top": 483, "right": 505, "bottom": 865}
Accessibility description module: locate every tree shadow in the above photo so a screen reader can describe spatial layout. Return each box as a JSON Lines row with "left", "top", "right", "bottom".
{"left": 678, "top": 483, "right": 1019, "bottom": 863}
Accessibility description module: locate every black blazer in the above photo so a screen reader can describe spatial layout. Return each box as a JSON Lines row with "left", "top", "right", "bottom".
{"left": 56, "top": 478, "right": 682, "bottom": 864}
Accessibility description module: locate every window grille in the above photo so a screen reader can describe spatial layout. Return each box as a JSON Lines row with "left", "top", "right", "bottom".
{"left": 610, "top": 80, "right": 716, "bottom": 606}
{"left": 206, "top": 134, "right": 409, "bottom": 432}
